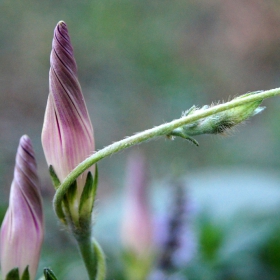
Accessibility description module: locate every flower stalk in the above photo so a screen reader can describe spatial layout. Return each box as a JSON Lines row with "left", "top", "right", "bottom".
{"left": 53, "top": 87, "right": 280, "bottom": 219}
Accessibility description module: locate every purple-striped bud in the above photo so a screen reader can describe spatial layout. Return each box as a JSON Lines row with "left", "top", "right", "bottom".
{"left": 0, "top": 135, "right": 44, "bottom": 280}
{"left": 41, "top": 21, "right": 95, "bottom": 199}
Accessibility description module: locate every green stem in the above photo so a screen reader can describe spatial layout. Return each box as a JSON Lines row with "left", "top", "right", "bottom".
{"left": 76, "top": 233, "right": 97, "bottom": 280}
{"left": 53, "top": 87, "right": 280, "bottom": 218}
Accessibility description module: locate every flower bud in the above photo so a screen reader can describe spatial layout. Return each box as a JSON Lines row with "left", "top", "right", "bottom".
{"left": 41, "top": 21, "right": 95, "bottom": 219}
{"left": 170, "top": 92, "right": 265, "bottom": 142}
{"left": 121, "top": 152, "right": 154, "bottom": 258}
{"left": 121, "top": 152, "right": 154, "bottom": 280}
{"left": 0, "top": 135, "right": 44, "bottom": 280}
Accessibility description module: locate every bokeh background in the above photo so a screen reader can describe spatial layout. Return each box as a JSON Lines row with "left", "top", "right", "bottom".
{"left": 1, "top": 0, "right": 280, "bottom": 279}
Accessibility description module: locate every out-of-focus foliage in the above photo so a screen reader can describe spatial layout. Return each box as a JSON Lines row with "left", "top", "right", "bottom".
{"left": 1, "top": 0, "right": 280, "bottom": 279}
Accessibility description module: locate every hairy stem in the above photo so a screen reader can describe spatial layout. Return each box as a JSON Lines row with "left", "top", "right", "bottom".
{"left": 53, "top": 87, "right": 280, "bottom": 218}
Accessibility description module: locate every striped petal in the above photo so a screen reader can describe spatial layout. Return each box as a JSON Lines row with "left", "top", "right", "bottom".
{"left": 0, "top": 135, "right": 44, "bottom": 280}
{"left": 41, "top": 21, "right": 95, "bottom": 197}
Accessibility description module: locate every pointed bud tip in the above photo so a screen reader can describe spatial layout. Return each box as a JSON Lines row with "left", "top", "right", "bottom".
{"left": 57, "top": 20, "right": 66, "bottom": 26}
{"left": 19, "top": 135, "right": 35, "bottom": 158}
{"left": 55, "top": 20, "right": 69, "bottom": 38}
{"left": 19, "top": 134, "right": 30, "bottom": 144}
{"left": 253, "top": 106, "right": 266, "bottom": 116}
{"left": 56, "top": 21, "right": 68, "bottom": 32}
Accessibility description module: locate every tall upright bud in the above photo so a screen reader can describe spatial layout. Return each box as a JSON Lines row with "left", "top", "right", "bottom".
{"left": 41, "top": 21, "right": 95, "bottom": 221}
{"left": 0, "top": 135, "right": 44, "bottom": 280}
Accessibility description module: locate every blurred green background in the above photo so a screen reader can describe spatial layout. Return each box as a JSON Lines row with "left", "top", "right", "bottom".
{"left": 1, "top": 0, "right": 280, "bottom": 279}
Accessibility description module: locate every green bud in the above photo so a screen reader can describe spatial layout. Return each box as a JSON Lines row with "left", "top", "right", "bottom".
{"left": 169, "top": 91, "right": 265, "bottom": 143}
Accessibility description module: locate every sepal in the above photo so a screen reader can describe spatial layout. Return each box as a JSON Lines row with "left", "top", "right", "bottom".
{"left": 20, "top": 267, "right": 30, "bottom": 280}
{"left": 168, "top": 128, "right": 199, "bottom": 146}
{"left": 5, "top": 268, "right": 20, "bottom": 280}
{"left": 5, "top": 266, "right": 30, "bottom": 280}
{"left": 48, "top": 166, "right": 61, "bottom": 190}
{"left": 79, "top": 166, "right": 98, "bottom": 229}
{"left": 56, "top": 166, "right": 98, "bottom": 232}
{"left": 62, "top": 180, "right": 78, "bottom": 226}
{"left": 43, "top": 268, "right": 57, "bottom": 280}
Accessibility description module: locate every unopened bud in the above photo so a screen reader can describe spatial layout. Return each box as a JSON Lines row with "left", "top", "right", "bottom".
{"left": 0, "top": 136, "right": 44, "bottom": 280}
{"left": 170, "top": 91, "right": 265, "bottom": 143}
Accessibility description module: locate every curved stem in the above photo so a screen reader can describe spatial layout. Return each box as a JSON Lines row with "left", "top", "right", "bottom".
{"left": 53, "top": 87, "right": 280, "bottom": 218}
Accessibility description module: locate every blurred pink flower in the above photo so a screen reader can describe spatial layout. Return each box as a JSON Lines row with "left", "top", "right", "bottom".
{"left": 121, "top": 152, "right": 154, "bottom": 257}
{"left": 0, "top": 135, "right": 44, "bottom": 280}
{"left": 41, "top": 21, "right": 95, "bottom": 198}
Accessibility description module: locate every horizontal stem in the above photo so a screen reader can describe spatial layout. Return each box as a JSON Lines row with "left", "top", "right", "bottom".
{"left": 53, "top": 87, "right": 280, "bottom": 218}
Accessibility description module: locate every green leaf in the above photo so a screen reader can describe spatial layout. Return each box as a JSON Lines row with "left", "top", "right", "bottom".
{"left": 168, "top": 128, "right": 199, "bottom": 146}
{"left": 43, "top": 268, "right": 58, "bottom": 280}
{"left": 5, "top": 268, "right": 20, "bottom": 280}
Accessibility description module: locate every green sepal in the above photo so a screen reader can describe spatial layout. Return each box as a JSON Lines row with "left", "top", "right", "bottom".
{"left": 5, "top": 268, "right": 20, "bottom": 280}
{"left": 65, "top": 180, "right": 78, "bottom": 205}
{"left": 62, "top": 180, "right": 78, "bottom": 226}
{"left": 49, "top": 165, "right": 61, "bottom": 190}
{"left": 43, "top": 268, "right": 58, "bottom": 280}
{"left": 49, "top": 166, "right": 68, "bottom": 224}
{"left": 20, "top": 266, "right": 30, "bottom": 280}
{"left": 169, "top": 128, "right": 199, "bottom": 146}
{"left": 167, "top": 105, "right": 199, "bottom": 146}
{"left": 79, "top": 165, "right": 98, "bottom": 228}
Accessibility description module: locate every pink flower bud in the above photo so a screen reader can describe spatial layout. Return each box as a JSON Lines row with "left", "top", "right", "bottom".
{"left": 0, "top": 135, "right": 44, "bottom": 280}
{"left": 121, "top": 152, "right": 154, "bottom": 258}
{"left": 41, "top": 21, "right": 95, "bottom": 198}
